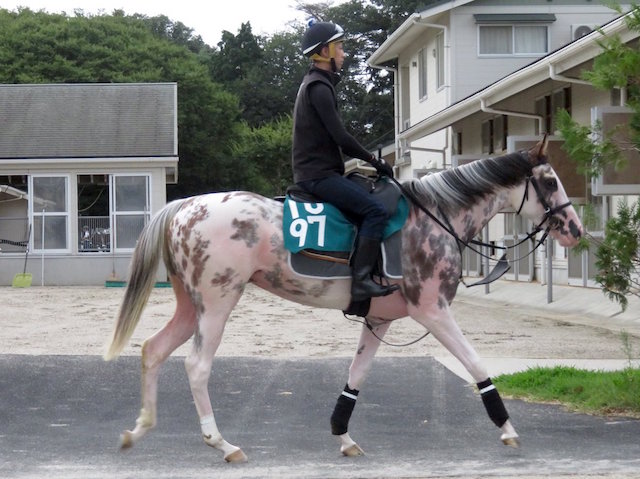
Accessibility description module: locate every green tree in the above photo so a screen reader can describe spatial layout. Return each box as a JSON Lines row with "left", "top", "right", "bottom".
{"left": 556, "top": 4, "right": 640, "bottom": 311}
{"left": 0, "top": 7, "right": 244, "bottom": 198}
{"left": 232, "top": 116, "right": 294, "bottom": 196}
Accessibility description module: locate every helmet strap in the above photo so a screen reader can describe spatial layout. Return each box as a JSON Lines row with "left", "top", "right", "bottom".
{"left": 310, "top": 42, "right": 340, "bottom": 72}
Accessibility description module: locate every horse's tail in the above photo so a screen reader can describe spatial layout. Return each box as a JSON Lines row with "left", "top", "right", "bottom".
{"left": 103, "top": 198, "right": 186, "bottom": 361}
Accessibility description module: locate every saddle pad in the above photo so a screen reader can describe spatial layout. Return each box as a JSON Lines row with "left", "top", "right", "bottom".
{"left": 283, "top": 195, "right": 409, "bottom": 253}
{"left": 288, "top": 230, "right": 404, "bottom": 280}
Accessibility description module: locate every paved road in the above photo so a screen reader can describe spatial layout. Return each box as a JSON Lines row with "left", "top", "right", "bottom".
{"left": 1, "top": 355, "right": 639, "bottom": 478}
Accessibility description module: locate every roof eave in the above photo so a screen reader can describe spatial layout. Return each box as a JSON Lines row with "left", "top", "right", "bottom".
{"left": 400, "top": 13, "right": 637, "bottom": 141}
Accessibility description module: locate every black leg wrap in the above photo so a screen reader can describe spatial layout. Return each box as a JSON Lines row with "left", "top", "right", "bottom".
{"left": 330, "top": 383, "right": 359, "bottom": 435}
{"left": 477, "top": 378, "right": 509, "bottom": 428}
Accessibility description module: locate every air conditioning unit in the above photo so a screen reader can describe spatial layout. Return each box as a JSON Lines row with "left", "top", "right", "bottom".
{"left": 571, "top": 24, "right": 597, "bottom": 41}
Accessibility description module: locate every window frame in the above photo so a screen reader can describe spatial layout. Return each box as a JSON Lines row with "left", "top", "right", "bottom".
{"left": 110, "top": 173, "right": 151, "bottom": 252}
{"left": 436, "top": 31, "right": 445, "bottom": 90}
{"left": 478, "top": 24, "right": 550, "bottom": 57}
{"left": 418, "top": 47, "right": 429, "bottom": 100}
{"left": 30, "top": 174, "right": 71, "bottom": 254}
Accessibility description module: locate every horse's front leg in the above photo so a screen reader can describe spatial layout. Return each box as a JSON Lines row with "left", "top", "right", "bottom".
{"left": 331, "top": 317, "right": 392, "bottom": 456}
{"left": 409, "top": 302, "right": 519, "bottom": 448}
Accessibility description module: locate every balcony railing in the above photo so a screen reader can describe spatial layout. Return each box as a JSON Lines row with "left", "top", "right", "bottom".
{"left": 78, "top": 216, "right": 110, "bottom": 252}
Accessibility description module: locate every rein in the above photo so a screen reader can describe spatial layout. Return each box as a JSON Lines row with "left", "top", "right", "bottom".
{"left": 390, "top": 170, "right": 573, "bottom": 286}
{"left": 345, "top": 314, "right": 431, "bottom": 347}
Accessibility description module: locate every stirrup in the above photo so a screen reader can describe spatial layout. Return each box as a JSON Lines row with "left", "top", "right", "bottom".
{"left": 351, "top": 279, "right": 399, "bottom": 302}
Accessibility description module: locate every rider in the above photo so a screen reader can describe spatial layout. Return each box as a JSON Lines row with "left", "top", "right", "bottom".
{"left": 292, "top": 20, "right": 399, "bottom": 302}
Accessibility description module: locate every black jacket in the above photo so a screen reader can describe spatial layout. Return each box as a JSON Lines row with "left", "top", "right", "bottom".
{"left": 292, "top": 66, "right": 372, "bottom": 183}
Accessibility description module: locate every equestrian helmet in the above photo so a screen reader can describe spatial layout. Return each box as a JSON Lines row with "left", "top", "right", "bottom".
{"left": 301, "top": 20, "right": 344, "bottom": 57}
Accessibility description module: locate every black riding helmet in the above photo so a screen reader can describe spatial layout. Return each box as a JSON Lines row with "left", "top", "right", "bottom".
{"left": 302, "top": 20, "right": 344, "bottom": 56}
{"left": 301, "top": 20, "right": 344, "bottom": 72}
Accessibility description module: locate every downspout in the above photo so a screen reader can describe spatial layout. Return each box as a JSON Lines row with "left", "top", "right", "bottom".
{"left": 548, "top": 63, "right": 591, "bottom": 86}
{"left": 549, "top": 63, "right": 627, "bottom": 106}
{"left": 480, "top": 98, "right": 544, "bottom": 134}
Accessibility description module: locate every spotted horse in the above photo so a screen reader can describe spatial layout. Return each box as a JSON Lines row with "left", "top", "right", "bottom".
{"left": 104, "top": 136, "right": 583, "bottom": 462}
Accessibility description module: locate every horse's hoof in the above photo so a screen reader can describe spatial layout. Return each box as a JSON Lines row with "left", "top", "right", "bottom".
{"left": 501, "top": 433, "right": 520, "bottom": 448}
{"left": 341, "top": 443, "right": 365, "bottom": 457}
{"left": 224, "top": 448, "right": 248, "bottom": 463}
{"left": 120, "top": 430, "right": 134, "bottom": 449}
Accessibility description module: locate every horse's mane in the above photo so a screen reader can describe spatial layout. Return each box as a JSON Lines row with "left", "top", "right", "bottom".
{"left": 405, "top": 152, "right": 534, "bottom": 216}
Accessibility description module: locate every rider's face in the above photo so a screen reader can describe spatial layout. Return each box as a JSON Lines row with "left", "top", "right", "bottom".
{"left": 333, "top": 41, "right": 345, "bottom": 70}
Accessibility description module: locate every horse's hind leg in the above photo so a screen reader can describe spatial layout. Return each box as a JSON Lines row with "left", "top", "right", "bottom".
{"left": 331, "top": 318, "right": 391, "bottom": 456}
{"left": 184, "top": 287, "right": 248, "bottom": 463}
{"left": 121, "top": 277, "right": 197, "bottom": 449}
{"left": 410, "top": 304, "right": 519, "bottom": 447}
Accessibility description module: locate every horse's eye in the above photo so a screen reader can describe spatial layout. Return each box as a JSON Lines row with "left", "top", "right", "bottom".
{"left": 545, "top": 177, "right": 558, "bottom": 191}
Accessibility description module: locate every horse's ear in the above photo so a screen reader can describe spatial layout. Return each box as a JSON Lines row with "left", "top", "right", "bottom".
{"left": 528, "top": 134, "right": 549, "bottom": 165}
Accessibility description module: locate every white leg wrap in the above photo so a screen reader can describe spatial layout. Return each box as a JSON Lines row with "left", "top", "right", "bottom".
{"left": 200, "top": 414, "right": 223, "bottom": 445}
{"left": 200, "top": 414, "right": 245, "bottom": 460}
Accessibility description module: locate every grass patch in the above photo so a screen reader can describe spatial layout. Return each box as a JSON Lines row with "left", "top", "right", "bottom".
{"left": 493, "top": 366, "right": 640, "bottom": 417}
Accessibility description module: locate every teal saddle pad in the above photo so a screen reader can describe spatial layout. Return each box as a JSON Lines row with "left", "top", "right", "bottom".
{"left": 283, "top": 195, "right": 409, "bottom": 253}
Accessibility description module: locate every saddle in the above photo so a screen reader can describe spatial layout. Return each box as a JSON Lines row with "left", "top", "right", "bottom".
{"left": 282, "top": 173, "right": 408, "bottom": 281}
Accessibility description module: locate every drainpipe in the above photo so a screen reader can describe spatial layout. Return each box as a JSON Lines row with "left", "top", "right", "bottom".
{"left": 548, "top": 63, "right": 592, "bottom": 86}
{"left": 548, "top": 63, "right": 627, "bottom": 106}
{"left": 480, "top": 98, "right": 544, "bottom": 134}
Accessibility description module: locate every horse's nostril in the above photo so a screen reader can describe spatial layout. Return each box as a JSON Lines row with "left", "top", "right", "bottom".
{"left": 569, "top": 221, "right": 582, "bottom": 239}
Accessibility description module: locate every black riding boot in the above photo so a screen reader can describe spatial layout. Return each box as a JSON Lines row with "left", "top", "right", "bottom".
{"left": 350, "top": 236, "right": 400, "bottom": 302}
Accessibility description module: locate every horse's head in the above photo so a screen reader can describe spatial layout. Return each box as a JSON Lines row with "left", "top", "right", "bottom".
{"left": 514, "top": 135, "right": 584, "bottom": 247}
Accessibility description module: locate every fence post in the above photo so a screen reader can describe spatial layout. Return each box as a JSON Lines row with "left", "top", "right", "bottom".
{"left": 546, "top": 237, "right": 553, "bottom": 303}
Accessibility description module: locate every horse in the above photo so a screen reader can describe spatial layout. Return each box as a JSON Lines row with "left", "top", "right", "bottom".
{"left": 104, "top": 136, "right": 583, "bottom": 462}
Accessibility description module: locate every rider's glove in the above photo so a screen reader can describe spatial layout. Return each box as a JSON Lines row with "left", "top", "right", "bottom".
{"left": 369, "top": 155, "right": 394, "bottom": 178}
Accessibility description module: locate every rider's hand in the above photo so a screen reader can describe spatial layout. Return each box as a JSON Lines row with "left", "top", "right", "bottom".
{"left": 370, "top": 155, "right": 394, "bottom": 178}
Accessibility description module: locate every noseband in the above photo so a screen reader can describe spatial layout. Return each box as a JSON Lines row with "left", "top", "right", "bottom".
{"left": 515, "top": 173, "right": 573, "bottom": 239}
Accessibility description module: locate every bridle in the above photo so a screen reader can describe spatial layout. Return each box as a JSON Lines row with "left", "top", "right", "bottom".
{"left": 391, "top": 161, "right": 574, "bottom": 286}
{"left": 515, "top": 172, "right": 573, "bottom": 231}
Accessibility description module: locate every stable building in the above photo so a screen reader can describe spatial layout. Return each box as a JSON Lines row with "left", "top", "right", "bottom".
{"left": 0, "top": 82, "right": 178, "bottom": 285}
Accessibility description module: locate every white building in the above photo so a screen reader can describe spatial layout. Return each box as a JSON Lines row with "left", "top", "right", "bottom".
{"left": 367, "top": 1, "right": 638, "bottom": 287}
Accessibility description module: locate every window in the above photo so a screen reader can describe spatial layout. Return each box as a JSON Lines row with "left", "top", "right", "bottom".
{"left": 493, "top": 115, "right": 508, "bottom": 152}
{"left": 0, "top": 175, "right": 29, "bottom": 253}
{"left": 31, "top": 175, "right": 69, "bottom": 252}
{"left": 418, "top": 47, "right": 428, "bottom": 99}
{"left": 436, "top": 31, "right": 445, "bottom": 89}
{"left": 481, "top": 115, "right": 508, "bottom": 154}
{"left": 481, "top": 120, "right": 492, "bottom": 154}
{"left": 535, "top": 87, "right": 571, "bottom": 134}
{"left": 78, "top": 174, "right": 110, "bottom": 252}
{"left": 112, "top": 175, "right": 150, "bottom": 250}
{"left": 479, "top": 25, "right": 548, "bottom": 56}
{"left": 78, "top": 174, "right": 150, "bottom": 253}
{"left": 452, "top": 130, "right": 462, "bottom": 155}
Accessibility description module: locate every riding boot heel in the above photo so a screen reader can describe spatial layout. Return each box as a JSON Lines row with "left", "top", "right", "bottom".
{"left": 350, "top": 236, "right": 399, "bottom": 302}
